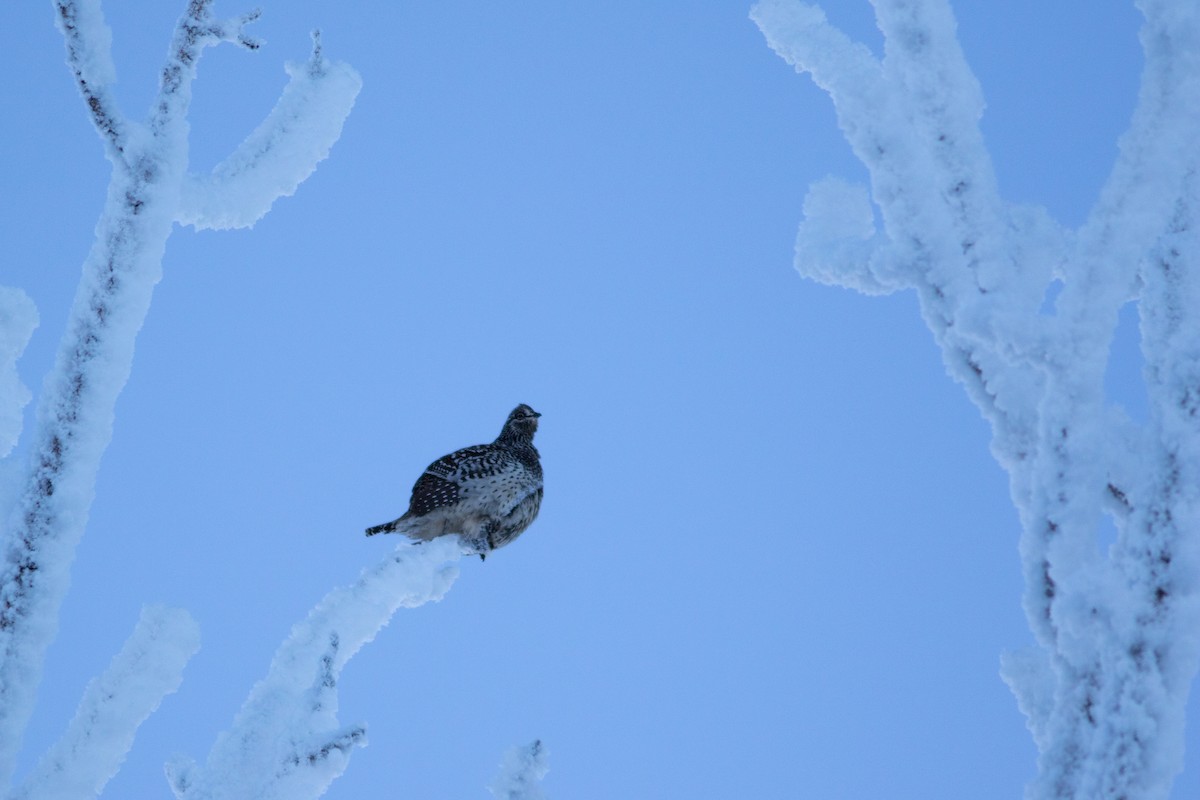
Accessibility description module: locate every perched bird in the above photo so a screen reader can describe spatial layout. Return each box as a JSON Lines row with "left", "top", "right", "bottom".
{"left": 366, "top": 404, "right": 544, "bottom": 560}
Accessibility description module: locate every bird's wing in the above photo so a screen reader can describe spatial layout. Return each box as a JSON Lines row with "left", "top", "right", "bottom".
{"left": 426, "top": 444, "right": 513, "bottom": 481}
{"left": 408, "top": 444, "right": 509, "bottom": 516}
{"left": 407, "top": 471, "right": 461, "bottom": 516}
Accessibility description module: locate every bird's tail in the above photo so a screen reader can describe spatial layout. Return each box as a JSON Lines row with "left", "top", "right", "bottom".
{"left": 365, "top": 519, "right": 401, "bottom": 536}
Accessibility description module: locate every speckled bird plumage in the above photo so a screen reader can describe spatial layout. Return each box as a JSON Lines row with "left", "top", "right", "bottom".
{"left": 365, "top": 405, "right": 543, "bottom": 559}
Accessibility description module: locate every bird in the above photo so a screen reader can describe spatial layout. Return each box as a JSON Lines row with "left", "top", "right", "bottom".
{"left": 365, "top": 404, "right": 543, "bottom": 560}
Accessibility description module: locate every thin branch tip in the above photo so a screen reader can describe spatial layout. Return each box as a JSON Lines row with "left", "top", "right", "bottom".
{"left": 203, "top": 7, "right": 264, "bottom": 51}
{"left": 308, "top": 29, "right": 325, "bottom": 74}
{"left": 291, "top": 725, "right": 367, "bottom": 767}
{"left": 231, "top": 8, "right": 264, "bottom": 50}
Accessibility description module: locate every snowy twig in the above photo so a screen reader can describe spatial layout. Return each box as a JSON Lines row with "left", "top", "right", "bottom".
{"left": 489, "top": 740, "right": 549, "bottom": 800}
{"left": 167, "top": 539, "right": 461, "bottom": 800}
{"left": 151, "top": 1, "right": 261, "bottom": 140}
{"left": 8, "top": 605, "right": 200, "bottom": 800}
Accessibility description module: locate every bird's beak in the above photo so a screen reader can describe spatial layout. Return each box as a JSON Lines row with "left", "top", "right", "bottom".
{"left": 531, "top": 411, "right": 542, "bottom": 418}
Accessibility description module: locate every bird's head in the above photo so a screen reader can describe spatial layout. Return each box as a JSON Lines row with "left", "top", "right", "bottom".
{"left": 500, "top": 403, "right": 541, "bottom": 442}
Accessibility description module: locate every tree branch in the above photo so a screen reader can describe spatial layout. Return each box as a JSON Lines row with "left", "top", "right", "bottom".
{"left": 489, "top": 740, "right": 549, "bottom": 800}
{"left": 794, "top": 177, "right": 900, "bottom": 294}
{"left": 169, "top": 538, "right": 461, "bottom": 799}
{"left": 177, "top": 31, "right": 363, "bottom": 231}
{"left": 0, "top": 2, "right": 357, "bottom": 787}
{"left": 9, "top": 606, "right": 200, "bottom": 800}
{"left": 151, "top": 1, "right": 261, "bottom": 139}
{"left": 0, "top": 288, "right": 38, "bottom": 462}
{"left": 753, "top": 0, "right": 1048, "bottom": 465}
{"left": 54, "top": 0, "right": 128, "bottom": 162}
{"left": 758, "top": 1, "right": 1200, "bottom": 797}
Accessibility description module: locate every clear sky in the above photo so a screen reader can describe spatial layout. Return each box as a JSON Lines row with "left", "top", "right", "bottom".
{"left": 0, "top": 1, "right": 1191, "bottom": 798}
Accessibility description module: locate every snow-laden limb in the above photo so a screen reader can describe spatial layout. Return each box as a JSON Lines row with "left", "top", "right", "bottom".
{"left": 0, "top": 0, "right": 357, "bottom": 788}
{"left": 753, "top": 0, "right": 1053, "bottom": 465}
{"left": 999, "top": 646, "right": 1056, "bottom": 754}
{"left": 1008, "top": 3, "right": 1200, "bottom": 797}
{"left": 756, "top": 0, "right": 1200, "bottom": 797}
{"left": 53, "top": 0, "right": 124, "bottom": 159}
{"left": 177, "top": 31, "right": 362, "bottom": 231}
{"left": 489, "top": 740, "right": 549, "bottom": 800}
{"left": 0, "top": 289, "right": 38, "bottom": 461}
{"left": 0, "top": 0, "right": 205, "bottom": 781}
{"left": 1020, "top": 0, "right": 1200, "bottom": 651}
{"left": 166, "top": 538, "right": 461, "bottom": 800}
{"left": 795, "top": 177, "right": 900, "bottom": 294}
{"left": 1109, "top": 171, "right": 1200, "bottom": 800}
{"left": 8, "top": 605, "right": 199, "bottom": 800}
{"left": 752, "top": 0, "right": 884, "bottom": 116}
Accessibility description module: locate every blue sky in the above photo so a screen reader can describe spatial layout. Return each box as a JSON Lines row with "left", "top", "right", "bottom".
{"left": 0, "top": 1, "right": 1190, "bottom": 797}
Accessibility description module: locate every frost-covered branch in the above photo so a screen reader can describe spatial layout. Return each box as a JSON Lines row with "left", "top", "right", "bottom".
{"left": 53, "top": 0, "right": 126, "bottom": 160}
{"left": 0, "top": 0, "right": 358, "bottom": 788}
{"left": 8, "top": 606, "right": 200, "bottom": 800}
{"left": 0, "top": 290, "right": 38, "bottom": 463}
{"left": 166, "top": 539, "right": 461, "bottom": 800}
{"left": 177, "top": 31, "right": 362, "bottom": 231}
{"left": 0, "top": 0, "right": 207, "bottom": 779}
{"left": 1062, "top": 0, "right": 1200, "bottom": 313}
{"left": 753, "top": 0, "right": 1055, "bottom": 460}
{"left": 755, "top": 0, "right": 1200, "bottom": 797}
{"left": 489, "top": 740, "right": 549, "bottom": 800}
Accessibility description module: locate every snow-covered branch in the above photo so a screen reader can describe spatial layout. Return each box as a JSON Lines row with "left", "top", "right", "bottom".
{"left": 53, "top": 0, "right": 125, "bottom": 161}
{"left": 489, "top": 740, "right": 549, "bottom": 800}
{"left": 1062, "top": 0, "right": 1200, "bottom": 316}
{"left": 755, "top": 0, "right": 1200, "bottom": 797}
{"left": 794, "top": 177, "right": 896, "bottom": 294}
{"left": 0, "top": 0, "right": 358, "bottom": 790}
{"left": 178, "top": 31, "right": 362, "bottom": 231}
{"left": 0, "top": 289, "right": 37, "bottom": 463}
{"left": 8, "top": 606, "right": 200, "bottom": 800}
{"left": 0, "top": 0, "right": 199, "bottom": 777}
{"left": 166, "top": 539, "right": 461, "bottom": 800}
